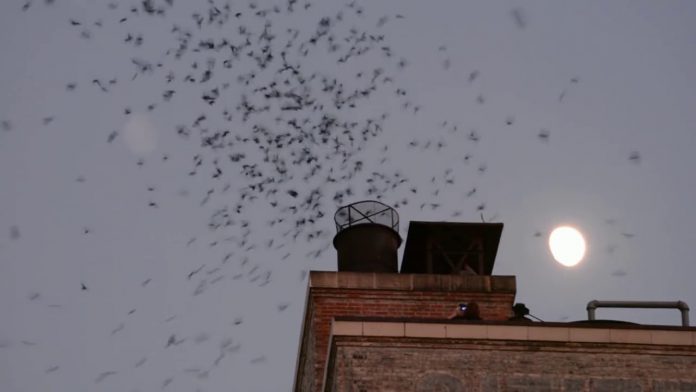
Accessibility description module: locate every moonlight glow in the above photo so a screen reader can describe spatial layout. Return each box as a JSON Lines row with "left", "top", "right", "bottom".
{"left": 549, "top": 226, "right": 586, "bottom": 267}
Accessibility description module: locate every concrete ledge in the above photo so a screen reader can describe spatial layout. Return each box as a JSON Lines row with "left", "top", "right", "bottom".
{"left": 569, "top": 327, "right": 611, "bottom": 343}
{"left": 411, "top": 274, "right": 451, "bottom": 291}
{"left": 487, "top": 325, "right": 528, "bottom": 340}
{"left": 377, "top": 273, "right": 413, "bottom": 290}
{"left": 310, "top": 271, "right": 516, "bottom": 292}
{"left": 331, "top": 321, "right": 696, "bottom": 346}
{"left": 528, "top": 327, "right": 569, "bottom": 342}
{"left": 405, "top": 323, "right": 446, "bottom": 338}
{"left": 363, "top": 322, "right": 404, "bottom": 337}
{"left": 651, "top": 330, "right": 694, "bottom": 345}
{"left": 331, "top": 321, "right": 362, "bottom": 336}
{"left": 309, "top": 272, "right": 338, "bottom": 288}
{"left": 610, "top": 329, "right": 652, "bottom": 344}
{"left": 336, "top": 272, "right": 375, "bottom": 289}
{"left": 446, "top": 324, "right": 488, "bottom": 339}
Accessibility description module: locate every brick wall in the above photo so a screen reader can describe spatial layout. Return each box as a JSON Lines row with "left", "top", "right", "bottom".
{"left": 293, "top": 272, "right": 516, "bottom": 391}
{"left": 328, "top": 337, "right": 696, "bottom": 392}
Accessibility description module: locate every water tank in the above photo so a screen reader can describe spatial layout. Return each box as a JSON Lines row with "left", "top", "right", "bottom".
{"left": 333, "top": 200, "right": 402, "bottom": 273}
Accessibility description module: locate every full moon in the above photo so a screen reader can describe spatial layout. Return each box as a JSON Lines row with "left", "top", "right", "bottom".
{"left": 548, "top": 226, "right": 586, "bottom": 267}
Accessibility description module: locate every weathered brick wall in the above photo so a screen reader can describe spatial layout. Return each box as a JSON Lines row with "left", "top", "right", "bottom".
{"left": 329, "top": 337, "right": 696, "bottom": 392}
{"left": 297, "top": 315, "right": 315, "bottom": 392}
{"left": 311, "top": 290, "right": 514, "bottom": 390}
{"left": 294, "top": 272, "right": 516, "bottom": 391}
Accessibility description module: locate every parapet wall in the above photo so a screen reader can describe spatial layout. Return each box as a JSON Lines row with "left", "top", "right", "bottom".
{"left": 326, "top": 322, "right": 696, "bottom": 392}
{"left": 293, "top": 271, "right": 517, "bottom": 391}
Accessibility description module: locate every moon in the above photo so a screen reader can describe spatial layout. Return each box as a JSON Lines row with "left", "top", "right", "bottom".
{"left": 122, "top": 113, "right": 158, "bottom": 155}
{"left": 548, "top": 226, "right": 586, "bottom": 267}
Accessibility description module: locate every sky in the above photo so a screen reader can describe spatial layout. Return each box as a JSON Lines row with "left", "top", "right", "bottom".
{"left": 2, "top": 0, "right": 696, "bottom": 391}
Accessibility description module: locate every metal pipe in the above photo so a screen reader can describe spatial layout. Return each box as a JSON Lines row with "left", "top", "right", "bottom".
{"left": 586, "top": 300, "right": 690, "bottom": 327}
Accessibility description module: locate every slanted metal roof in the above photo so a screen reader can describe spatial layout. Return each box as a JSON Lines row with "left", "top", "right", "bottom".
{"left": 400, "top": 221, "right": 503, "bottom": 275}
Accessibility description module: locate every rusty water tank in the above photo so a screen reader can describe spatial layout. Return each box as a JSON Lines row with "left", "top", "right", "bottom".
{"left": 333, "top": 200, "right": 402, "bottom": 273}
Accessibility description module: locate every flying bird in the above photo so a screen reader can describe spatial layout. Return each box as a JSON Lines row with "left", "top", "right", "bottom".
{"left": 9, "top": 225, "right": 21, "bottom": 240}
{"left": 510, "top": 8, "right": 526, "bottom": 29}
{"left": 629, "top": 151, "right": 641, "bottom": 164}
{"left": 95, "top": 371, "right": 117, "bottom": 383}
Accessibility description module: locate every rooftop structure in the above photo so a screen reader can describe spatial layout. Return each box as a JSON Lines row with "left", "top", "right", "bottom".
{"left": 293, "top": 203, "right": 696, "bottom": 391}
{"left": 333, "top": 200, "right": 401, "bottom": 273}
{"left": 400, "top": 221, "right": 503, "bottom": 275}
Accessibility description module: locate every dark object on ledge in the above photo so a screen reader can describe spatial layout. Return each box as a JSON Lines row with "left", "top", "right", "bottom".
{"left": 449, "top": 301, "right": 481, "bottom": 320}
{"left": 509, "top": 303, "right": 533, "bottom": 322}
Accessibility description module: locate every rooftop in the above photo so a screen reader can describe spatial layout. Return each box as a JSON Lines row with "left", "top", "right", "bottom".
{"left": 330, "top": 318, "right": 696, "bottom": 345}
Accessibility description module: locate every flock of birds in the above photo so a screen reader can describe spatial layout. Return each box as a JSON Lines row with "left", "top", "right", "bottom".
{"left": 1, "top": 0, "right": 643, "bottom": 390}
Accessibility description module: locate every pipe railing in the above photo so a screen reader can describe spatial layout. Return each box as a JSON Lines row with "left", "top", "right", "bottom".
{"left": 586, "top": 300, "right": 690, "bottom": 327}
{"left": 334, "top": 200, "right": 399, "bottom": 233}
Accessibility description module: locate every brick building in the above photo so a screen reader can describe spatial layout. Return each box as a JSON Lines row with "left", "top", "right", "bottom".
{"left": 293, "top": 202, "right": 696, "bottom": 391}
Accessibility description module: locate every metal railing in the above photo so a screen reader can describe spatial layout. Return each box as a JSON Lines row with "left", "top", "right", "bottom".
{"left": 334, "top": 200, "right": 399, "bottom": 233}
{"left": 586, "top": 300, "right": 690, "bottom": 327}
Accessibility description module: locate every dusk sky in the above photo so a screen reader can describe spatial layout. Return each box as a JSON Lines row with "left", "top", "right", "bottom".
{"left": 2, "top": 1, "right": 696, "bottom": 391}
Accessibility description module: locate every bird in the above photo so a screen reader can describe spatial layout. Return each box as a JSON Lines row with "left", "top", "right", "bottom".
{"left": 95, "top": 371, "right": 117, "bottom": 383}
{"left": 629, "top": 151, "right": 641, "bottom": 164}
{"left": 510, "top": 8, "right": 526, "bottom": 29}
{"left": 110, "top": 323, "right": 125, "bottom": 335}
{"left": 92, "top": 79, "right": 108, "bottom": 92}
{"left": 9, "top": 225, "right": 21, "bottom": 240}
{"left": 162, "top": 377, "right": 174, "bottom": 388}
{"left": 611, "top": 269, "right": 628, "bottom": 277}
{"left": 187, "top": 265, "right": 204, "bottom": 279}
{"left": 165, "top": 334, "right": 179, "bottom": 347}
{"left": 45, "top": 366, "right": 60, "bottom": 373}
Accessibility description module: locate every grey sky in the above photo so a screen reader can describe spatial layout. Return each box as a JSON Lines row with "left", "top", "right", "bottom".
{"left": 2, "top": 0, "right": 696, "bottom": 391}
